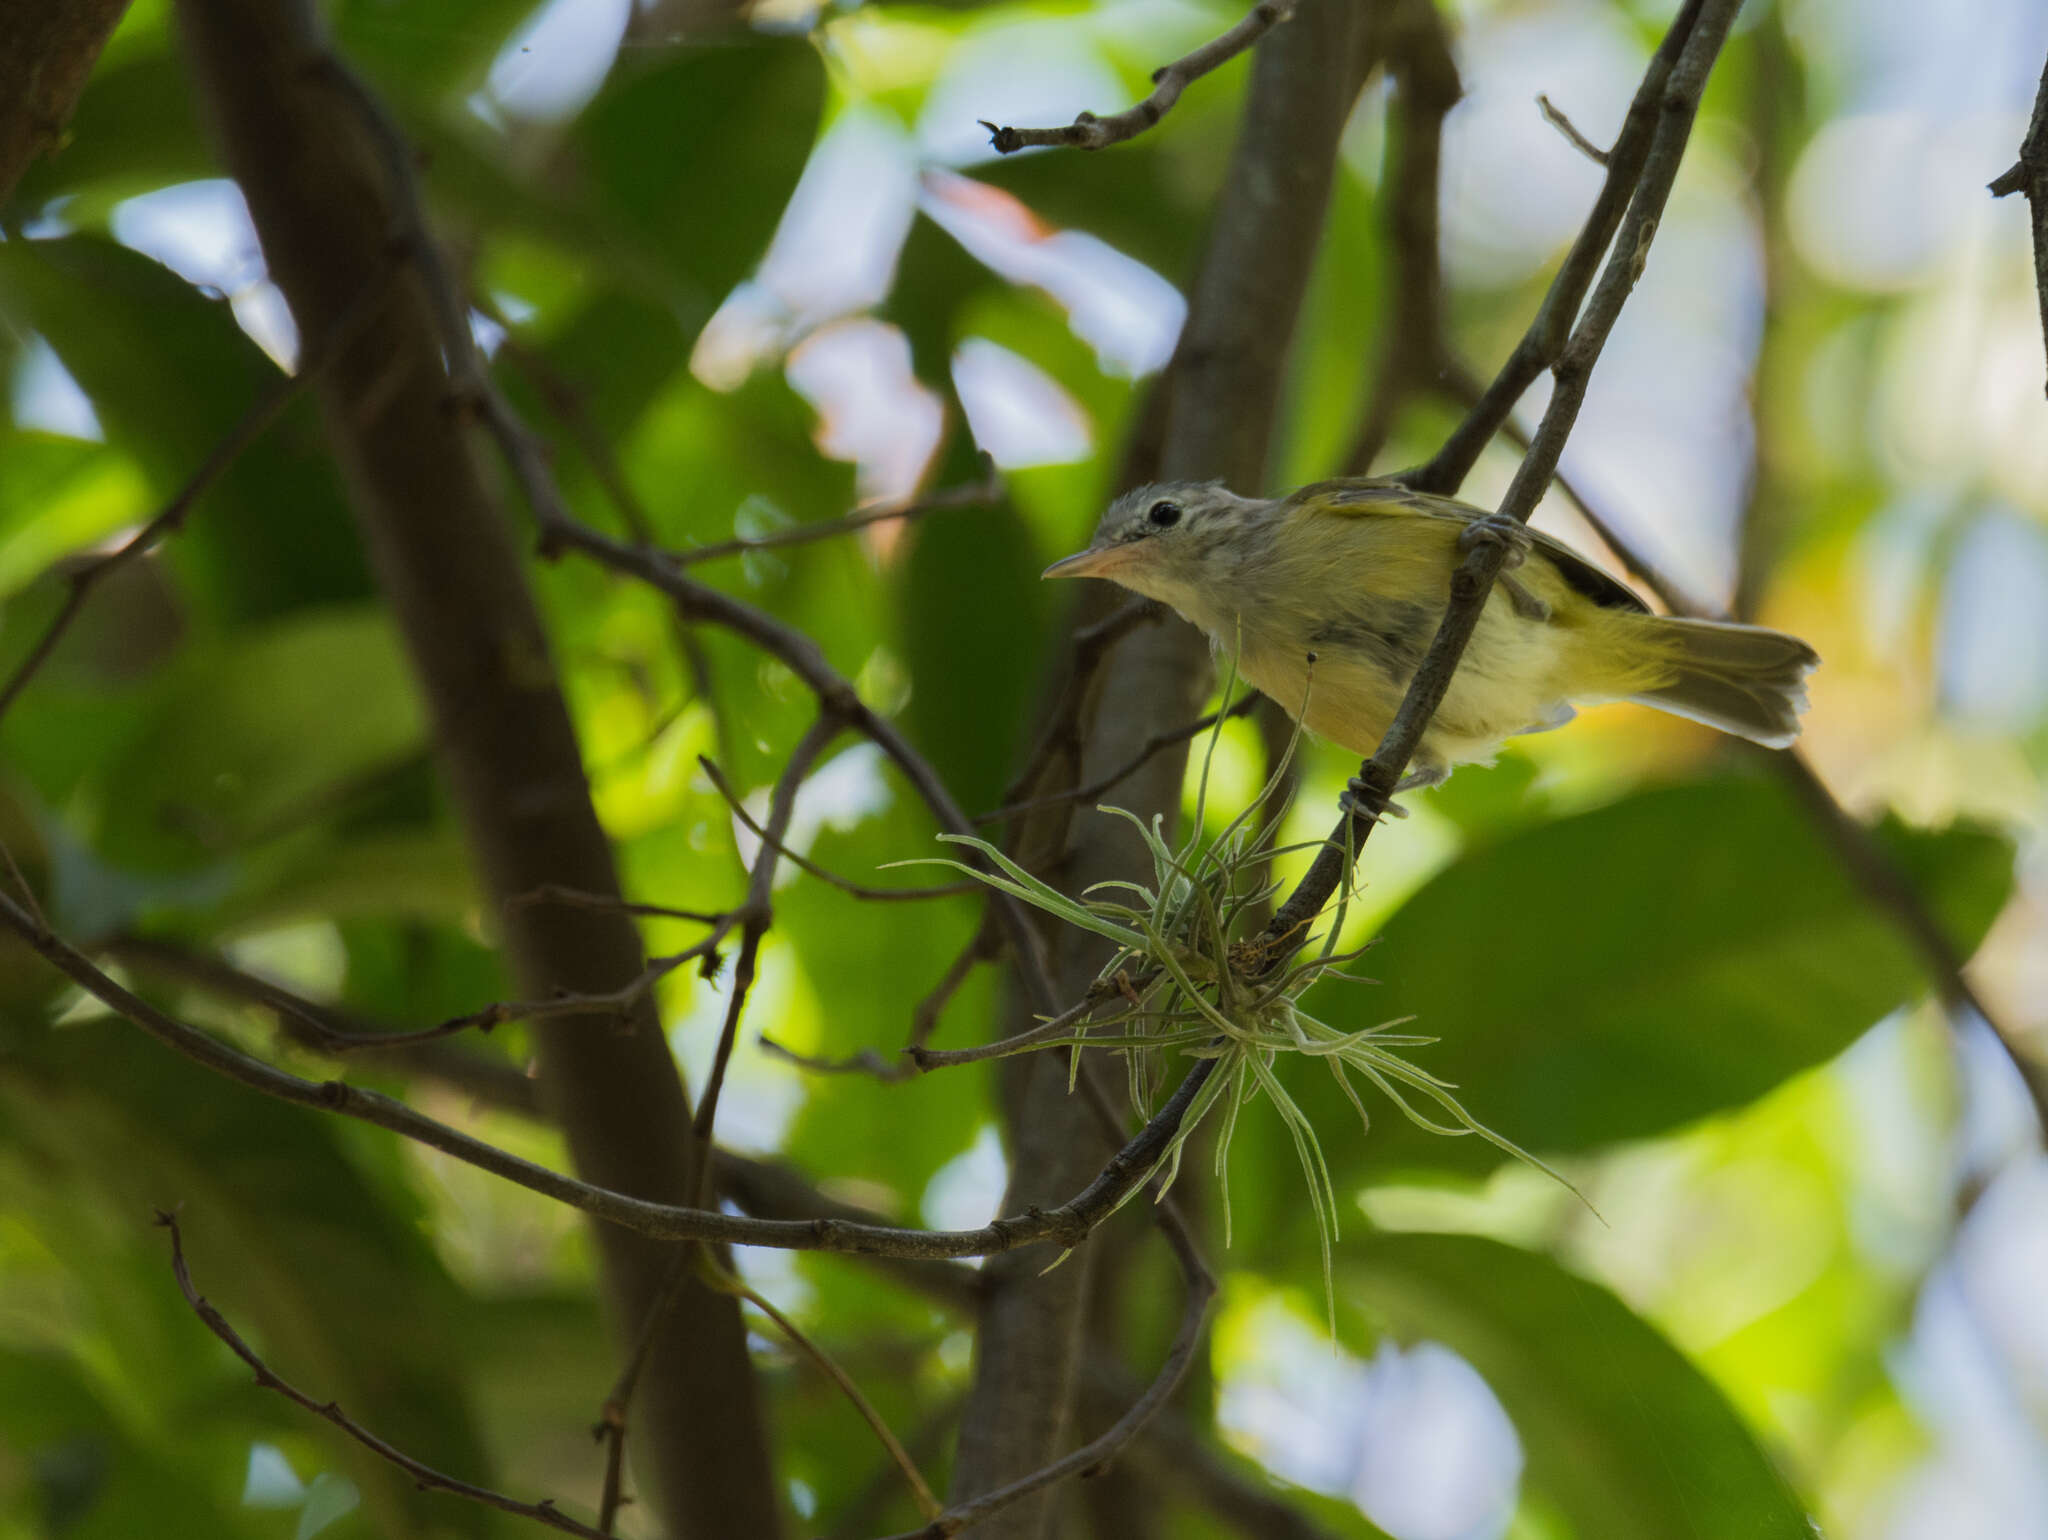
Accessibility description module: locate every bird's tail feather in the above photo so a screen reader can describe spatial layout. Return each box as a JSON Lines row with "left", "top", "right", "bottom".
{"left": 1624, "top": 617, "right": 1819, "bottom": 749}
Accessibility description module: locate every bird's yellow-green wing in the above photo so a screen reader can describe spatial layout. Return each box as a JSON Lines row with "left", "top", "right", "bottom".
{"left": 1279, "top": 477, "right": 1650, "bottom": 614}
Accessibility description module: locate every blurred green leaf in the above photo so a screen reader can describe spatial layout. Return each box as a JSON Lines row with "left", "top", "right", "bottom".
{"left": 1308, "top": 776, "right": 2012, "bottom": 1179}
{"left": 1349, "top": 1232, "right": 1816, "bottom": 1539}
{"left": 0, "top": 1014, "right": 495, "bottom": 1537}
{"left": 899, "top": 441, "right": 1050, "bottom": 814}
{"left": 570, "top": 36, "right": 825, "bottom": 304}
{"left": 0, "top": 236, "right": 371, "bottom": 623}
{"left": 90, "top": 606, "right": 425, "bottom": 874}
{"left": 0, "top": 1350, "right": 268, "bottom": 1540}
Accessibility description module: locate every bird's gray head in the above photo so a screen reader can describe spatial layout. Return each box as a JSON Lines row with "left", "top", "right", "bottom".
{"left": 1042, "top": 481, "right": 1268, "bottom": 605}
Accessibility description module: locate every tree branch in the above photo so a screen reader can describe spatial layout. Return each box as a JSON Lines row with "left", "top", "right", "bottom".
{"left": 1341, "top": 0, "right": 1460, "bottom": 476}
{"left": 1399, "top": 0, "right": 1709, "bottom": 497}
{"left": 540, "top": 514, "right": 1060, "bottom": 1010}
{"left": 953, "top": 0, "right": 1379, "bottom": 1529}
{"left": 156, "top": 1211, "right": 609, "bottom": 1539}
{"left": 0, "top": 0, "right": 133, "bottom": 209}
{"left": 170, "top": 4, "right": 779, "bottom": 1531}
{"left": 881, "top": 1111, "right": 1216, "bottom": 1540}
{"left": 977, "top": 694, "right": 1258, "bottom": 826}
{"left": 1990, "top": 50, "right": 2048, "bottom": 397}
{"left": 698, "top": 755, "right": 980, "bottom": 903}
{"left": 0, "top": 885, "right": 1219, "bottom": 1262}
{"left": 671, "top": 475, "right": 1002, "bottom": 567}
{"left": 980, "top": 0, "right": 1297, "bottom": 154}
{"left": 100, "top": 934, "right": 545, "bottom": 1116}
{"left": 1262, "top": 0, "right": 1741, "bottom": 957}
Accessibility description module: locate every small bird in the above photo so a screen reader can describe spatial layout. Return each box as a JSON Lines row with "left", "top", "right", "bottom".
{"left": 1043, "top": 478, "right": 1818, "bottom": 789}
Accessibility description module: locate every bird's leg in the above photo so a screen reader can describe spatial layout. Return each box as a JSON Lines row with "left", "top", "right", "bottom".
{"left": 1460, "top": 513, "right": 1549, "bottom": 620}
{"left": 1339, "top": 762, "right": 1446, "bottom": 822}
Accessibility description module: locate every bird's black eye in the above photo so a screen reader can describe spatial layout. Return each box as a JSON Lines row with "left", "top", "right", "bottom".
{"left": 1147, "top": 500, "right": 1182, "bottom": 528}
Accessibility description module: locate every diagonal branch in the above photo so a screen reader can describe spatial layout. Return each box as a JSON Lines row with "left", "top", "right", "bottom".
{"left": 100, "top": 934, "right": 544, "bottom": 1115}
{"left": 0, "top": 884, "right": 1218, "bottom": 1262}
{"left": 981, "top": 0, "right": 1297, "bottom": 154}
{"left": 540, "top": 514, "right": 1060, "bottom": 1011}
{"left": 1398, "top": 0, "right": 1709, "bottom": 497}
{"left": 1262, "top": 0, "right": 1741, "bottom": 958}
{"left": 157, "top": 1211, "right": 609, "bottom": 1539}
{"left": 171, "top": 5, "right": 780, "bottom": 1531}
{"left": 1990, "top": 50, "right": 2048, "bottom": 396}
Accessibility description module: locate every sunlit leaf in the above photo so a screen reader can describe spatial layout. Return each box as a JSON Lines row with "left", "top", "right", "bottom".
{"left": 1348, "top": 1232, "right": 1818, "bottom": 1539}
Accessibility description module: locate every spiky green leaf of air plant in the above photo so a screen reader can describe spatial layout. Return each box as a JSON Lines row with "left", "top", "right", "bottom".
{"left": 898, "top": 684, "right": 1567, "bottom": 1318}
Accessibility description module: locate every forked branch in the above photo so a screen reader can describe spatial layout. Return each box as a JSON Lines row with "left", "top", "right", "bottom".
{"left": 981, "top": 0, "right": 1296, "bottom": 154}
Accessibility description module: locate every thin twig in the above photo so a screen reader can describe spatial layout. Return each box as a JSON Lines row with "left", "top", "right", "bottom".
{"left": 507, "top": 882, "right": 729, "bottom": 927}
{"left": 763, "top": 914, "right": 1007, "bottom": 1082}
{"left": 1537, "top": 93, "right": 1610, "bottom": 165}
{"left": 100, "top": 935, "right": 544, "bottom": 1116}
{"left": 995, "top": 598, "right": 1160, "bottom": 825}
{"left": 907, "top": 986, "right": 1124, "bottom": 1071}
{"left": 0, "top": 885, "right": 1219, "bottom": 1260}
{"left": 486, "top": 319, "right": 732, "bottom": 751}
{"left": 418, "top": 928, "right": 736, "bottom": 1045}
{"left": 1342, "top": 0, "right": 1459, "bottom": 476}
{"left": 691, "top": 716, "right": 841, "bottom": 1172}
{"left": 981, "top": 0, "right": 1297, "bottom": 154}
{"left": 978, "top": 694, "right": 1259, "bottom": 825}
{"left": 0, "top": 835, "right": 46, "bottom": 934}
{"left": 594, "top": 714, "right": 841, "bottom": 1527}
{"left": 537, "top": 513, "right": 1062, "bottom": 1014}
{"left": 712, "top": 1257, "right": 943, "bottom": 1521}
{"left": 1989, "top": 50, "right": 2048, "bottom": 397}
{"left": 1399, "top": 0, "right": 1710, "bottom": 496}
{"left": 671, "top": 475, "right": 1003, "bottom": 567}
{"left": 907, "top": 917, "right": 1002, "bottom": 1055}
{"left": 1261, "top": 0, "right": 1739, "bottom": 961}
{"left": 698, "top": 756, "right": 979, "bottom": 903}
{"left": 878, "top": 1071, "right": 1216, "bottom": 1540}
{"left": 155, "top": 1211, "right": 607, "bottom": 1538}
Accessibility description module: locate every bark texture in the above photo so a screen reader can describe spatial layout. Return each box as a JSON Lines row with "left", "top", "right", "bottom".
{"left": 0, "top": 0, "right": 132, "bottom": 208}
{"left": 171, "top": 4, "right": 780, "bottom": 1535}
{"left": 949, "top": 2, "right": 1377, "bottom": 1533}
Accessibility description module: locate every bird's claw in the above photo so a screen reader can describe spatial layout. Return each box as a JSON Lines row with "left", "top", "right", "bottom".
{"left": 1340, "top": 777, "right": 1409, "bottom": 822}
{"left": 1460, "top": 515, "right": 1548, "bottom": 618}
{"left": 1340, "top": 762, "right": 1450, "bottom": 821}
{"left": 1458, "top": 512, "right": 1533, "bottom": 568}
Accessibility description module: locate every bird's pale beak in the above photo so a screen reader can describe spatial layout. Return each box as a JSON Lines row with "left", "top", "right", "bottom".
{"left": 1042, "top": 545, "right": 1132, "bottom": 581}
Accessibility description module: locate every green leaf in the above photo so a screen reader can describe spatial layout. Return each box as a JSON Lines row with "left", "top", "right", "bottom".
{"left": 1349, "top": 1232, "right": 1817, "bottom": 1539}
{"left": 0, "top": 236, "right": 372, "bottom": 623}
{"left": 90, "top": 607, "right": 426, "bottom": 874}
{"left": 0, "top": 1017, "right": 497, "bottom": 1538}
{"left": 899, "top": 460, "right": 1049, "bottom": 816}
{"left": 0, "top": 1349, "right": 270, "bottom": 1540}
{"left": 1297, "top": 776, "right": 2014, "bottom": 1179}
{"left": 570, "top": 36, "right": 825, "bottom": 303}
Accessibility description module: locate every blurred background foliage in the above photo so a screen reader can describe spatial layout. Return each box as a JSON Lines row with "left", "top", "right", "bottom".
{"left": 1, "top": 0, "right": 2045, "bottom": 1537}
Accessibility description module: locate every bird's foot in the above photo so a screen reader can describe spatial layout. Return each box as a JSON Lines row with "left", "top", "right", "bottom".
{"left": 1340, "top": 763, "right": 1448, "bottom": 821}
{"left": 1340, "top": 777, "right": 1408, "bottom": 822}
{"left": 1459, "top": 515, "right": 1548, "bottom": 618}
{"left": 1458, "top": 512, "right": 1533, "bottom": 567}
